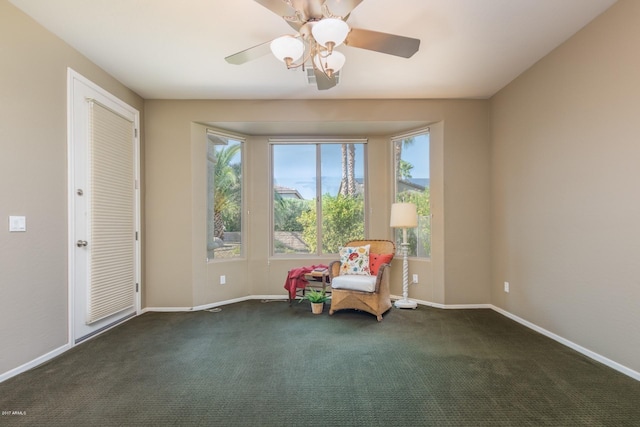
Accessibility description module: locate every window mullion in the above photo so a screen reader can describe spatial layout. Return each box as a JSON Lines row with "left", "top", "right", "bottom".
{"left": 316, "top": 144, "right": 322, "bottom": 255}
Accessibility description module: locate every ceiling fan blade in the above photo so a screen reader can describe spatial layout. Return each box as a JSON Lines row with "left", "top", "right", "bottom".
{"left": 345, "top": 28, "right": 420, "bottom": 58}
{"left": 253, "top": 0, "right": 296, "bottom": 18}
{"left": 314, "top": 68, "right": 338, "bottom": 90}
{"left": 225, "top": 40, "right": 273, "bottom": 65}
{"left": 324, "top": 0, "right": 365, "bottom": 18}
{"left": 253, "top": 0, "right": 303, "bottom": 30}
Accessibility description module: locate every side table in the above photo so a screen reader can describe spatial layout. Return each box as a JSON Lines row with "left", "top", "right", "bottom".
{"left": 290, "top": 268, "right": 330, "bottom": 305}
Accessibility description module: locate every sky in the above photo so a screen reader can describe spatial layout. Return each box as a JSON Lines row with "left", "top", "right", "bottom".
{"left": 400, "top": 134, "right": 430, "bottom": 178}
{"left": 272, "top": 134, "right": 429, "bottom": 200}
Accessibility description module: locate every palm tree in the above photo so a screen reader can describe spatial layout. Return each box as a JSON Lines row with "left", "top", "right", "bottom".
{"left": 339, "top": 143, "right": 357, "bottom": 196}
{"left": 395, "top": 137, "right": 415, "bottom": 181}
{"left": 211, "top": 143, "right": 241, "bottom": 240}
{"left": 398, "top": 159, "right": 414, "bottom": 180}
{"left": 347, "top": 143, "right": 356, "bottom": 195}
{"left": 340, "top": 143, "right": 348, "bottom": 196}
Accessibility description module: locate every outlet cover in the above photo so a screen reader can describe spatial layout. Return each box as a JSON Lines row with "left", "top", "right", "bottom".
{"left": 9, "top": 216, "right": 26, "bottom": 232}
{"left": 504, "top": 281, "right": 510, "bottom": 293}
{"left": 412, "top": 274, "right": 419, "bottom": 284}
{"left": 220, "top": 275, "right": 226, "bottom": 285}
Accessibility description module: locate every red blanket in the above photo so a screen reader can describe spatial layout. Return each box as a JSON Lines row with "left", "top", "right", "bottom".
{"left": 284, "top": 264, "right": 328, "bottom": 301}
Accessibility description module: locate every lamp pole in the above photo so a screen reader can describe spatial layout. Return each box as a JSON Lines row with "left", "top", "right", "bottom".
{"left": 394, "top": 238, "right": 417, "bottom": 309}
{"left": 390, "top": 202, "right": 418, "bottom": 309}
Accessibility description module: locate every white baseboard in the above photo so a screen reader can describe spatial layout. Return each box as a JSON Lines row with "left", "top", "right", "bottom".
{"left": 140, "top": 306, "right": 193, "bottom": 313}
{"left": 143, "top": 295, "right": 288, "bottom": 314}
{"left": 192, "top": 296, "right": 252, "bottom": 311}
{"left": 0, "top": 343, "right": 71, "bottom": 383}
{"left": 490, "top": 305, "right": 640, "bottom": 382}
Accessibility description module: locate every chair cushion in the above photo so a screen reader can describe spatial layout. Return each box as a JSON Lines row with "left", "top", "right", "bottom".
{"left": 369, "top": 253, "right": 394, "bottom": 276}
{"left": 332, "top": 275, "right": 377, "bottom": 292}
{"left": 339, "top": 244, "right": 371, "bottom": 275}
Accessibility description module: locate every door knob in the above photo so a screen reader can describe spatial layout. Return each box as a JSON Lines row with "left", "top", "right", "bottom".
{"left": 76, "top": 240, "right": 88, "bottom": 247}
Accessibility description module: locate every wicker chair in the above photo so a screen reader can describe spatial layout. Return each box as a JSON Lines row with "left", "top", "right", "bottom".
{"left": 329, "top": 239, "right": 395, "bottom": 321}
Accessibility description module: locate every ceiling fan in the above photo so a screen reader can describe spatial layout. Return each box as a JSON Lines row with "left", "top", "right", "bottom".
{"left": 224, "top": 0, "right": 421, "bottom": 90}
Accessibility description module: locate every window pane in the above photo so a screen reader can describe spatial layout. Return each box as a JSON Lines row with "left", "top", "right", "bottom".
{"left": 272, "top": 142, "right": 366, "bottom": 256}
{"left": 394, "top": 132, "right": 430, "bottom": 257}
{"left": 320, "top": 143, "right": 365, "bottom": 253}
{"left": 273, "top": 145, "right": 316, "bottom": 254}
{"left": 207, "top": 136, "right": 242, "bottom": 259}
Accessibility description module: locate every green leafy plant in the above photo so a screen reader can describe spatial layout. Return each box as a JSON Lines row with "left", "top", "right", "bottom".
{"left": 299, "top": 288, "right": 329, "bottom": 304}
{"left": 212, "top": 143, "right": 241, "bottom": 239}
{"left": 298, "top": 193, "right": 365, "bottom": 253}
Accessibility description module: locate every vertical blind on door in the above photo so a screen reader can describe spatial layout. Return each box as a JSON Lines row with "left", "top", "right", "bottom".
{"left": 87, "top": 100, "right": 135, "bottom": 325}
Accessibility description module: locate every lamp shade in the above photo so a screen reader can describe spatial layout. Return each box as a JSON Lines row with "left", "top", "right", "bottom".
{"left": 312, "top": 18, "right": 350, "bottom": 48}
{"left": 390, "top": 203, "right": 418, "bottom": 228}
{"left": 313, "top": 50, "right": 346, "bottom": 76}
{"left": 270, "top": 35, "right": 304, "bottom": 63}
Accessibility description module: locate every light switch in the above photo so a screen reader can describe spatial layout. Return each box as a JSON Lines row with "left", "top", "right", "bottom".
{"left": 9, "top": 216, "right": 26, "bottom": 232}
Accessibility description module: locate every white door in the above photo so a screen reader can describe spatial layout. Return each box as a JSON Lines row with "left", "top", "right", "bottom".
{"left": 68, "top": 69, "right": 140, "bottom": 343}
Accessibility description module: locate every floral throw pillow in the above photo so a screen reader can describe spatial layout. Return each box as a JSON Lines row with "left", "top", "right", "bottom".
{"left": 339, "top": 245, "right": 371, "bottom": 276}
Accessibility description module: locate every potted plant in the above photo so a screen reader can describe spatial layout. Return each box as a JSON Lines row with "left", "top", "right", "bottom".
{"left": 300, "top": 288, "right": 329, "bottom": 314}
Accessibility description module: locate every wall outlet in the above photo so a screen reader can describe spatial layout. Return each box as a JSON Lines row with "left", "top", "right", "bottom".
{"left": 220, "top": 275, "right": 226, "bottom": 285}
{"left": 412, "top": 274, "right": 419, "bottom": 284}
{"left": 9, "top": 216, "right": 26, "bottom": 232}
{"left": 504, "top": 281, "right": 510, "bottom": 293}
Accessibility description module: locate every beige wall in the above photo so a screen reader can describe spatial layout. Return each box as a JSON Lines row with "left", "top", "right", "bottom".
{"left": 490, "top": 0, "right": 640, "bottom": 372}
{"left": 0, "top": 1, "right": 144, "bottom": 376}
{"left": 144, "top": 100, "right": 491, "bottom": 309}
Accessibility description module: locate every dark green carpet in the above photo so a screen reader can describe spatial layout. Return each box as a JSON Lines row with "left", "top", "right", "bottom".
{"left": 1, "top": 300, "right": 639, "bottom": 426}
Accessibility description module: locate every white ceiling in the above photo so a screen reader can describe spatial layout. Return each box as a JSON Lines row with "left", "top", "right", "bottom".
{"left": 11, "top": 0, "right": 616, "bottom": 100}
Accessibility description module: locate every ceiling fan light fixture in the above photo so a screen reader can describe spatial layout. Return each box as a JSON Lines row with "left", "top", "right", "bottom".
{"left": 313, "top": 50, "right": 346, "bottom": 78}
{"left": 312, "top": 18, "right": 350, "bottom": 53}
{"left": 270, "top": 35, "right": 304, "bottom": 67}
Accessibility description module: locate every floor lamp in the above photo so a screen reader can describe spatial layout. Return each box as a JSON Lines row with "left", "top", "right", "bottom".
{"left": 390, "top": 202, "right": 418, "bottom": 309}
